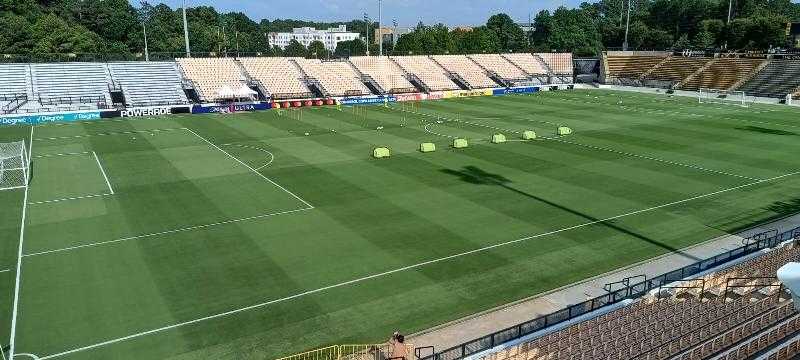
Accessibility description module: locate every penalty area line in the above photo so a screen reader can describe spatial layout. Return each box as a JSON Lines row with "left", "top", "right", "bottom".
{"left": 185, "top": 129, "right": 312, "bottom": 209}
{"left": 35, "top": 169, "right": 800, "bottom": 360}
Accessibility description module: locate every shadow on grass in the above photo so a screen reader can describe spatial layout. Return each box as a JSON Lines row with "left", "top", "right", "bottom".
{"left": 710, "top": 198, "right": 800, "bottom": 237}
{"left": 735, "top": 126, "right": 797, "bottom": 136}
{"left": 441, "top": 166, "right": 701, "bottom": 261}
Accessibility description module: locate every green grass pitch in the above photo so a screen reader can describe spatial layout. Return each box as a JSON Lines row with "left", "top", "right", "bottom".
{"left": 3, "top": 89, "right": 800, "bottom": 359}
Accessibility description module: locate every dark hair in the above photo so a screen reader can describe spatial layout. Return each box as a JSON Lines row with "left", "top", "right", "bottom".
{"left": 396, "top": 334, "right": 404, "bottom": 343}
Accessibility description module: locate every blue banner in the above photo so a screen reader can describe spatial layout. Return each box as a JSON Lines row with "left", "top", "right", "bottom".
{"left": 493, "top": 87, "right": 539, "bottom": 96}
{"left": 338, "top": 95, "right": 397, "bottom": 105}
{"left": 0, "top": 111, "right": 102, "bottom": 126}
{"left": 191, "top": 102, "right": 271, "bottom": 114}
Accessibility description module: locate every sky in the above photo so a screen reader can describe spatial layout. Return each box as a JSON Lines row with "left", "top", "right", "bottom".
{"left": 144, "top": 0, "right": 586, "bottom": 26}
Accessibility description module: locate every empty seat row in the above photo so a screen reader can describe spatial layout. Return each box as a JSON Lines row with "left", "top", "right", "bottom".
{"left": 108, "top": 62, "right": 188, "bottom": 107}
{"left": 681, "top": 58, "right": 766, "bottom": 92}
{"left": 468, "top": 54, "right": 529, "bottom": 81}
{"left": 31, "top": 62, "right": 111, "bottom": 106}
{"left": 176, "top": 57, "right": 249, "bottom": 101}
{"left": 391, "top": 56, "right": 459, "bottom": 91}
{"left": 238, "top": 57, "right": 311, "bottom": 99}
{"left": 430, "top": 55, "right": 498, "bottom": 89}
{"left": 502, "top": 53, "right": 550, "bottom": 76}
{"left": 605, "top": 55, "right": 669, "bottom": 79}
{"left": 349, "top": 56, "right": 416, "bottom": 93}
{"left": 294, "top": 59, "right": 370, "bottom": 97}
{"left": 737, "top": 60, "right": 800, "bottom": 99}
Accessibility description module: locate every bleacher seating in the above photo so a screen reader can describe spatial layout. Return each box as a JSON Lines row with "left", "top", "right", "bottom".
{"left": 391, "top": 56, "right": 459, "bottom": 91}
{"left": 108, "top": 62, "right": 188, "bottom": 107}
{"left": 473, "top": 241, "right": 800, "bottom": 360}
{"left": 681, "top": 58, "right": 765, "bottom": 92}
{"left": 0, "top": 64, "right": 32, "bottom": 98}
{"left": 642, "top": 56, "right": 711, "bottom": 84}
{"left": 238, "top": 57, "right": 311, "bottom": 99}
{"left": 349, "top": 56, "right": 416, "bottom": 94}
{"left": 31, "top": 62, "right": 111, "bottom": 109}
{"left": 536, "top": 53, "right": 573, "bottom": 75}
{"left": 176, "top": 57, "right": 248, "bottom": 101}
{"left": 737, "top": 60, "right": 800, "bottom": 99}
{"left": 294, "top": 58, "right": 370, "bottom": 97}
{"left": 605, "top": 54, "right": 669, "bottom": 80}
{"left": 467, "top": 54, "right": 529, "bottom": 82}
{"left": 430, "top": 55, "right": 498, "bottom": 89}
{"left": 501, "top": 53, "right": 550, "bottom": 76}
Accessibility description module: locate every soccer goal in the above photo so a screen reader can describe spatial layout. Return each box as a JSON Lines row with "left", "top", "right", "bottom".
{"left": 0, "top": 141, "right": 29, "bottom": 191}
{"left": 698, "top": 88, "right": 749, "bottom": 108}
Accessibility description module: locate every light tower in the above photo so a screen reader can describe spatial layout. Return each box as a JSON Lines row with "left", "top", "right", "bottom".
{"left": 182, "top": 0, "right": 191, "bottom": 57}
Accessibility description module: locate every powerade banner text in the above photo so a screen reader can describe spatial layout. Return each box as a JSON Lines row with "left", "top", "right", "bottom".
{"left": 101, "top": 105, "right": 192, "bottom": 119}
{"left": 0, "top": 111, "right": 101, "bottom": 125}
{"left": 338, "top": 95, "right": 397, "bottom": 105}
{"left": 493, "top": 87, "right": 539, "bottom": 96}
{"left": 191, "top": 103, "right": 271, "bottom": 114}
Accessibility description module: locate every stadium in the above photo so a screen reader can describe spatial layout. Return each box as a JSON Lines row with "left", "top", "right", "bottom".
{"left": 3, "top": 1, "right": 800, "bottom": 359}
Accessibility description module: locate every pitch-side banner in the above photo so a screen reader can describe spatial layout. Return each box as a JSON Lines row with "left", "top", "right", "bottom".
{"left": 191, "top": 102, "right": 271, "bottom": 114}
{"left": 395, "top": 93, "right": 427, "bottom": 102}
{"left": 337, "top": 95, "right": 397, "bottom": 105}
{"left": 493, "top": 87, "right": 539, "bottom": 96}
{"left": 0, "top": 110, "right": 102, "bottom": 126}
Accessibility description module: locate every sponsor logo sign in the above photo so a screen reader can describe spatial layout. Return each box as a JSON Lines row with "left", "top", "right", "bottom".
{"left": 0, "top": 111, "right": 101, "bottom": 126}
{"left": 395, "top": 93, "right": 427, "bottom": 102}
{"left": 120, "top": 106, "right": 172, "bottom": 118}
{"left": 492, "top": 86, "right": 539, "bottom": 96}
{"left": 191, "top": 102, "right": 271, "bottom": 114}
{"left": 338, "top": 95, "right": 397, "bottom": 105}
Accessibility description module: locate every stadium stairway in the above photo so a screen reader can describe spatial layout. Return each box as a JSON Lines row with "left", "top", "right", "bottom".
{"left": 345, "top": 61, "right": 385, "bottom": 95}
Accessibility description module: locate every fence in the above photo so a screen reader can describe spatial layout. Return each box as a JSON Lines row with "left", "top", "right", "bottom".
{"left": 278, "top": 344, "right": 415, "bottom": 360}
{"left": 421, "top": 224, "right": 800, "bottom": 360}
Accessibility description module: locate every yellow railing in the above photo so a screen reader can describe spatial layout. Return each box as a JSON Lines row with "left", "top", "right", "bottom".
{"left": 277, "top": 344, "right": 415, "bottom": 360}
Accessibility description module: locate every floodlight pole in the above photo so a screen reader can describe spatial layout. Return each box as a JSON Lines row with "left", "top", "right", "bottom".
{"left": 378, "top": 0, "right": 382, "bottom": 57}
{"left": 143, "top": 21, "right": 150, "bottom": 61}
{"left": 727, "top": 0, "right": 733, "bottom": 23}
{"left": 622, "top": 0, "right": 631, "bottom": 51}
{"left": 182, "top": 0, "right": 191, "bottom": 57}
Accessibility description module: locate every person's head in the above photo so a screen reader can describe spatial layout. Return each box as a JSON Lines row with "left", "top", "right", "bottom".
{"left": 396, "top": 334, "right": 404, "bottom": 343}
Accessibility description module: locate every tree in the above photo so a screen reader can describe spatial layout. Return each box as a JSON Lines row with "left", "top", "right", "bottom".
{"left": 307, "top": 40, "right": 329, "bottom": 59}
{"left": 486, "top": 13, "right": 526, "bottom": 51}
{"left": 284, "top": 39, "right": 307, "bottom": 57}
{"left": 334, "top": 38, "right": 366, "bottom": 57}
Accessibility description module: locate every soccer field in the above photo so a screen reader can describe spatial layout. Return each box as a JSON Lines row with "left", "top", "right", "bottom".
{"left": 4, "top": 89, "right": 800, "bottom": 359}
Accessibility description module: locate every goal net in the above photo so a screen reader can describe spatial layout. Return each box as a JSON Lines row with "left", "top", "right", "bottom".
{"left": 698, "top": 88, "right": 749, "bottom": 107}
{"left": 0, "top": 141, "right": 29, "bottom": 190}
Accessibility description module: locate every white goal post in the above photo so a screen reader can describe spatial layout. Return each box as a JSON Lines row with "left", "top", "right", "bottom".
{"left": 698, "top": 88, "right": 749, "bottom": 107}
{"left": 0, "top": 141, "right": 29, "bottom": 191}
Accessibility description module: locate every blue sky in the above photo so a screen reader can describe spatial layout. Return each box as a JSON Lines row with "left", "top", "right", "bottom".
{"left": 143, "top": 0, "right": 584, "bottom": 26}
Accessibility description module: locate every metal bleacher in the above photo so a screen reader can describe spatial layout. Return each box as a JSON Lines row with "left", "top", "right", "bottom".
{"left": 30, "top": 62, "right": 111, "bottom": 111}
{"left": 737, "top": 60, "right": 800, "bottom": 99}
{"left": 108, "top": 61, "right": 188, "bottom": 107}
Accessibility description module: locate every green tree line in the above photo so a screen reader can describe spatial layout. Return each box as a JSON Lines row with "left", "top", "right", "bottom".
{"left": 0, "top": 0, "right": 798, "bottom": 59}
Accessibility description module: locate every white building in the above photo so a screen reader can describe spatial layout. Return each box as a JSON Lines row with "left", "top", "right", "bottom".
{"left": 269, "top": 25, "right": 361, "bottom": 52}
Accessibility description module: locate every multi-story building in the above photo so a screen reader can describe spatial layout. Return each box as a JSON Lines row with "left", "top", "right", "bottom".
{"left": 268, "top": 25, "right": 361, "bottom": 52}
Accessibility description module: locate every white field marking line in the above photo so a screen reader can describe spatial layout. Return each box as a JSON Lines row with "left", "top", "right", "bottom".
{"left": 92, "top": 152, "right": 114, "bottom": 195}
{"left": 8, "top": 126, "right": 33, "bottom": 359}
{"left": 423, "top": 123, "right": 456, "bottom": 139}
{"left": 185, "top": 129, "right": 313, "bottom": 209}
{"left": 33, "top": 127, "right": 186, "bottom": 141}
{"left": 36, "top": 169, "right": 800, "bottom": 360}
{"left": 33, "top": 151, "right": 90, "bottom": 158}
{"left": 542, "top": 136, "right": 760, "bottom": 181}
{"left": 0, "top": 269, "right": 10, "bottom": 273}
{"left": 27, "top": 193, "right": 112, "bottom": 206}
{"left": 23, "top": 207, "right": 313, "bottom": 258}
{"left": 220, "top": 143, "right": 275, "bottom": 171}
